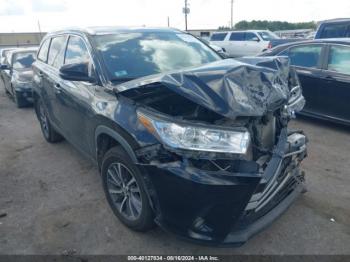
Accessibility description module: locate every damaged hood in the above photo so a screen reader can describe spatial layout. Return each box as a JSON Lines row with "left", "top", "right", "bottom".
{"left": 114, "top": 56, "right": 294, "bottom": 119}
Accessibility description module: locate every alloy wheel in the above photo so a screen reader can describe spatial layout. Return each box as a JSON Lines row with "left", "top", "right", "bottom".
{"left": 106, "top": 162, "right": 142, "bottom": 221}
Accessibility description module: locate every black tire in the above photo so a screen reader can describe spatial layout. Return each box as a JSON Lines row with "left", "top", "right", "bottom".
{"left": 36, "top": 99, "right": 63, "bottom": 143}
{"left": 101, "top": 146, "right": 154, "bottom": 231}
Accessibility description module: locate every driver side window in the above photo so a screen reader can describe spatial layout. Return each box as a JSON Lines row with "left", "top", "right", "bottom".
{"left": 64, "top": 36, "right": 91, "bottom": 65}
{"left": 64, "top": 36, "right": 94, "bottom": 78}
{"left": 245, "top": 32, "right": 259, "bottom": 41}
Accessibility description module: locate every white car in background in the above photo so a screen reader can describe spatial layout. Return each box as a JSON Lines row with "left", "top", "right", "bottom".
{"left": 209, "top": 30, "right": 280, "bottom": 57}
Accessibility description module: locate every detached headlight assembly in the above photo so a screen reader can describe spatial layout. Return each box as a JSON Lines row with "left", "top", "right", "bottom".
{"left": 137, "top": 111, "right": 250, "bottom": 154}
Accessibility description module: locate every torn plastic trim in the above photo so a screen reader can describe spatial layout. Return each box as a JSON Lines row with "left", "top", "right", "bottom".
{"left": 245, "top": 130, "right": 307, "bottom": 211}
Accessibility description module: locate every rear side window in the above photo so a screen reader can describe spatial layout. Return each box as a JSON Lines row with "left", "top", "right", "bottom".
{"left": 245, "top": 32, "right": 258, "bottom": 41}
{"left": 37, "top": 38, "right": 50, "bottom": 62}
{"left": 64, "top": 36, "right": 90, "bottom": 65}
{"left": 210, "top": 33, "right": 227, "bottom": 41}
{"left": 47, "top": 36, "right": 67, "bottom": 68}
{"left": 289, "top": 45, "right": 323, "bottom": 68}
{"left": 229, "top": 32, "right": 245, "bottom": 41}
{"left": 320, "top": 23, "right": 350, "bottom": 38}
{"left": 327, "top": 45, "right": 350, "bottom": 75}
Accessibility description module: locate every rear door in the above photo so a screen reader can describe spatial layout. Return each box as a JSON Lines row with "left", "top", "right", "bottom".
{"left": 2, "top": 52, "right": 13, "bottom": 94}
{"left": 54, "top": 35, "right": 98, "bottom": 154}
{"left": 287, "top": 44, "right": 325, "bottom": 115}
{"left": 318, "top": 44, "right": 350, "bottom": 122}
{"left": 33, "top": 38, "right": 51, "bottom": 117}
{"left": 44, "top": 35, "right": 68, "bottom": 131}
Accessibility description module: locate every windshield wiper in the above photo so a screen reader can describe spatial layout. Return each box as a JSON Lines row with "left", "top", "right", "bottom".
{"left": 110, "top": 77, "right": 136, "bottom": 83}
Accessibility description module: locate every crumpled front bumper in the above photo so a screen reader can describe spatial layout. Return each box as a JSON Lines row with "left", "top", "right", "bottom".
{"left": 140, "top": 128, "right": 307, "bottom": 246}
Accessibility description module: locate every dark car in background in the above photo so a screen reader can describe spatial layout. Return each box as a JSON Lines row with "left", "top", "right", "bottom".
{"left": 0, "top": 47, "right": 37, "bottom": 107}
{"left": 32, "top": 27, "right": 307, "bottom": 246}
{"left": 260, "top": 39, "right": 350, "bottom": 125}
{"left": 315, "top": 18, "right": 350, "bottom": 39}
{"left": 0, "top": 48, "right": 16, "bottom": 86}
{"left": 0, "top": 47, "right": 16, "bottom": 64}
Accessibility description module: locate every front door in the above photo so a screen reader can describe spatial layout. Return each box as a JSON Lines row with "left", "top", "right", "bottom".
{"left": 54, "top": 35, "right": 98, "bottom": 155}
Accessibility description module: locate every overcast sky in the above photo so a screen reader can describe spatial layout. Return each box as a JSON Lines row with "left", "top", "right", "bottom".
{"left": 0, "top": 0, "right": 349, "bottom": 32}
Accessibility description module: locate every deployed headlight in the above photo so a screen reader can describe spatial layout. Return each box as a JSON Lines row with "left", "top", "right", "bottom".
{"left": 138, "top": 111, "right": 250, "bottom": 154}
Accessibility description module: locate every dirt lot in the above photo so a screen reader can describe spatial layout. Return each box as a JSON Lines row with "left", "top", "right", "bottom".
{"left": 0, "top": 86, "right": 349, "bottom": 255}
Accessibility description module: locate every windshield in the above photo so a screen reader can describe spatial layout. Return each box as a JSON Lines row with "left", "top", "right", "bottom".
{"left": 93, "top": 32, "right": 221, "bottom": 81}
{"left": 13, "top": 52, "right": 36, "bottom": 69}
{"left": 258, "top": 31, "right": 279, "bottom": 41}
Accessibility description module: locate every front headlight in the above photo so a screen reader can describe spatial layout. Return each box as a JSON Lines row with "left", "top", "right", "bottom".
{"left": 138, "top": 111, "right": 250, "bottom": 154}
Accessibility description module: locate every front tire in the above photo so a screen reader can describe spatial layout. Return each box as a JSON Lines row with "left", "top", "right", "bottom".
{"left": 101, "top": 146, "right": 154, "bottom": 231}
{"left": 36, "top": 99, "right": 63, "bottom": 143}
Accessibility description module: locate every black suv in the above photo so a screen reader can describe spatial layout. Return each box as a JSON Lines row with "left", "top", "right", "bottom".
{"left": 32, "top": 27, "right": 307, "bottom": 246}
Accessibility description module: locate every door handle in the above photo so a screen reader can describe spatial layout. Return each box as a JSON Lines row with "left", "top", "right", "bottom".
{"left": 54, "top": 83, "right": 62, "bottom": 93}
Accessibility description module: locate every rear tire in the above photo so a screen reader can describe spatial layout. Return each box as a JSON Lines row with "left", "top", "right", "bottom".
{"left": 36, "top": 99, "right": 63, "bottom": 143}
{"left": 101, "top": 146, "right": 154, "bottom": 231}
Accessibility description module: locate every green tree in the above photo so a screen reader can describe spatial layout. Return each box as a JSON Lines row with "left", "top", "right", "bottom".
{"left": 219, "top": 20, "right": 317, "bottom": 31}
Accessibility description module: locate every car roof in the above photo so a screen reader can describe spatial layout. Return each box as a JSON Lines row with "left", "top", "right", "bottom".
{"left": 9, "top": 47, "right": 38, "bottom": 55}
{"left": 46, "top": 26, "right": 184, "bottom": 37}
{"left": 212, "top": 30, "right": 270, "bottom": 34}
{"left": 275, "top": 38, "right": 350, "bottom": 49}
{"left": 319, "top": 18, "right": 350, "bottom": 24}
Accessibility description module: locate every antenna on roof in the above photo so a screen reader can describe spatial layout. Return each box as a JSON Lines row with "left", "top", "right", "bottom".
{"left": 37, "top": 20, "right": 43, "bottom": 40}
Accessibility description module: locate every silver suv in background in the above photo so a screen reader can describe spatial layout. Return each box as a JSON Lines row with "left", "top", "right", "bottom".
{"left": 210, "top": 30, "right": 279, "bottom": 57}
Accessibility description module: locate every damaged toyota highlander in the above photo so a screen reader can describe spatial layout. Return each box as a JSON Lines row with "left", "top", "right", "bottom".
{"left": 32, "top": 27, "right": 307, "bottom": 246}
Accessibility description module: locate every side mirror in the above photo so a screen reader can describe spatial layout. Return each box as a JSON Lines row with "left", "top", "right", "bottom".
{"left": 59, "top": 62, "right": 95, "bottom": 82}
{"left": 218, "top": 49, "right": 229, "bottom": 59}
{"left": 0, "top": 64, "right": 9, "bottom": 70}
{"left": 252, "top": 37, "right": 260, "bottom": 42}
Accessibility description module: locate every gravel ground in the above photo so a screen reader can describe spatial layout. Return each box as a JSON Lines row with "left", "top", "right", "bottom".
{"left": 0, "top": 86, "right": 349, "bottom": 255}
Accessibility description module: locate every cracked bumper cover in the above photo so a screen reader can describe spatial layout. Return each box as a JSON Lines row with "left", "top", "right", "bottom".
{"left": 138, "top": 128, "right": 307, "bottom": 246}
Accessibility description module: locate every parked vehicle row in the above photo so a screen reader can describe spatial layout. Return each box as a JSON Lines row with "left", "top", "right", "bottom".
{"left": 0, "top": 47, "right": 38, "bottom": 107}
{"left": 1, "top": 48, "right": 38, "bottom": 107}
{"left": 209, "top": 30, "right": 299, "bottom": 57}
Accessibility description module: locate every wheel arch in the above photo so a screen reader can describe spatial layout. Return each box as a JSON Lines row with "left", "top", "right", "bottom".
{"left": 95, "top": 125, "right": 138, "bottom": 169}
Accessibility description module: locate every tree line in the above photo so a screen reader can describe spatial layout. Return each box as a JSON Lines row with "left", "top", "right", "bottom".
{"left": 219, "top": 20, "right": 317, "bottom": 31}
